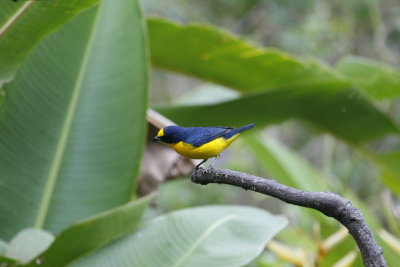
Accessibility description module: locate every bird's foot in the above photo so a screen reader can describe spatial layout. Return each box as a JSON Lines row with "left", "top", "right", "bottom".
{"left": 195, "top": 159, "right": 208, "bottom": 171}
{"left": 204, "top": 156, "right": 218, "bottom": 173}
{"left": 205, "top": 164, "right": 215, "bottom": 173}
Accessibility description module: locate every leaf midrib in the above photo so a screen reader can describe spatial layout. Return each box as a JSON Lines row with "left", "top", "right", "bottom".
{"left": 172, "top": 214, "right": 237, "bottom": 267}
{"left": 33, "top": 6, "right": 101, "bottom": 229}
{"left": 0, "top": 0, "right": 35, "bottom": 37}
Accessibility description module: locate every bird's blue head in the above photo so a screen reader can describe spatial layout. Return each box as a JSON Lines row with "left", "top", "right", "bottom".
{"left": 153, "top": 126, "right": 186, "bottom": 144}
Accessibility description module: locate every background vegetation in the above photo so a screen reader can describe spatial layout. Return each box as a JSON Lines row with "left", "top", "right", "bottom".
{"left": 1, "top": 0, "right": 400, "bottom": 266}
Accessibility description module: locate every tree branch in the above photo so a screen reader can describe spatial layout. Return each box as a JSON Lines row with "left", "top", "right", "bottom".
{"left": 191, "top": 168, "right": 387, "bottom": 267}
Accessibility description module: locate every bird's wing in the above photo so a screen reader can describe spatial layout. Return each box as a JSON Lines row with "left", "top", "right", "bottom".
{"left": 184, "top": 127, "right": 232, "bottom": 147}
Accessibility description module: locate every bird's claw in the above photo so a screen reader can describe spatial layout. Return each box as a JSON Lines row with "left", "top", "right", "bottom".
{"left": 204, "top": 165, "right": 214, "bottom": 173}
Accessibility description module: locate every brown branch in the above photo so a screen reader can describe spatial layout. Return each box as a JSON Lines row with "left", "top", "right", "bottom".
{"left": 191, "top": 168, "right": 387, "bottom": 267}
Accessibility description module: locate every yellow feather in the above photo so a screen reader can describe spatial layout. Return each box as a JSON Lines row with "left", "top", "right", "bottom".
{"left": 157, "top": 129, "right": 164, "bottom": 137}
{"left": 168, "top": 134, "right": 240, "bottom": 159}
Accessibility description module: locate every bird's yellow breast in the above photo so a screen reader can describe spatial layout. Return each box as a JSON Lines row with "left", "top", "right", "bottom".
{"left": 168, "top": 134, "right": 239, "bottom": 159}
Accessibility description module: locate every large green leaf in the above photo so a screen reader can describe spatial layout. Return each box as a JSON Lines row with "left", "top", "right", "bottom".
{"left": 336, "top": 56, "right": 400, "bottom": 99}
{"left": 26, "top": 195, "right": 153, "bottom": 267}
{"left": 5, "top": 228, "right": 54, "bottom": 263}
{"left": 0, "top": 0, "right": 148, "bottom": 240}
{"left": 0, "top": 239, "right": 6, "bottom": 255}
{"left": 1, "top": 237, "right": 18, "bottom": 264}
{"left": 147, "top": 18, "right": 348, "bottom": 92}
{"left": 0, "top": 256, "right": 16, "bottom": 264}
{"left": 0, "top": 85, "right": 4, "bottom": 104}
{"left": 0, "top": 0, "right": 100, "bottom": 80}
{"left": 70, "top": 206, "right": 287, "bottom": 267}
{"left": 156, "top": 85, "right": 399, "bottom": 145}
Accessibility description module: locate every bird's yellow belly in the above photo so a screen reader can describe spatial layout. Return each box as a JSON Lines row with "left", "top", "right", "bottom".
{"left": 168, "top": 135, "right": 239, "bottom": 159}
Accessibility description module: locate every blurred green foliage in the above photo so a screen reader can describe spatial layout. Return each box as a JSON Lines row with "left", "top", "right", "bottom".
{"left": 145, "top": 0, "right": 400, "bottom": 65}
{"left": 1, "top": 0, "right": 400, "bottom": 266}
{"left": 145, "top": 0, "right": 400, "bottom": 266}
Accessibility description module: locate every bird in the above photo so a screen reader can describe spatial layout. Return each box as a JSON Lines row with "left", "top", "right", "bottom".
{"left": 153, "top": 123, "right": 255, "bottom": 170}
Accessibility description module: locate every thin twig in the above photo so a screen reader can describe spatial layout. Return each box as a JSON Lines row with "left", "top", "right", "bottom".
{"left": 191, "top": 168, "right": 387, "bottom": 267}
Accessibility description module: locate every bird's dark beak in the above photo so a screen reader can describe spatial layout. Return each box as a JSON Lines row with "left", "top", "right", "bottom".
{"left": 153, "top": 136, "right": 160, "bottom": 142}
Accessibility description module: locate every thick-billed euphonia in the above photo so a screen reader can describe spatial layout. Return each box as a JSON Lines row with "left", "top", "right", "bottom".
{"left": 153, "top": 123, "right": 255, "bottom": 169}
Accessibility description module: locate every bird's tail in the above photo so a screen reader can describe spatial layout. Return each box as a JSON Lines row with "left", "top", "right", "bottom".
{"left": 225, "top": 123, "right": 255, "bottom": 139}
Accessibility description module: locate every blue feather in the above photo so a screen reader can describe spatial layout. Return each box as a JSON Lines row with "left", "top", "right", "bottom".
{"left": 161, "top": 124, "right": 255, "bottom": 147}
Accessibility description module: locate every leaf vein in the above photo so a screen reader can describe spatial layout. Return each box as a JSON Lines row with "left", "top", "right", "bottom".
{"left": 0, "top": 0, "right": 35, "bottom": 37}
{"left": 172, "top": 214, "right": 237, "bottom": 267}
{"left": 33, "top": 6, "right": 101, "bottom": 229}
